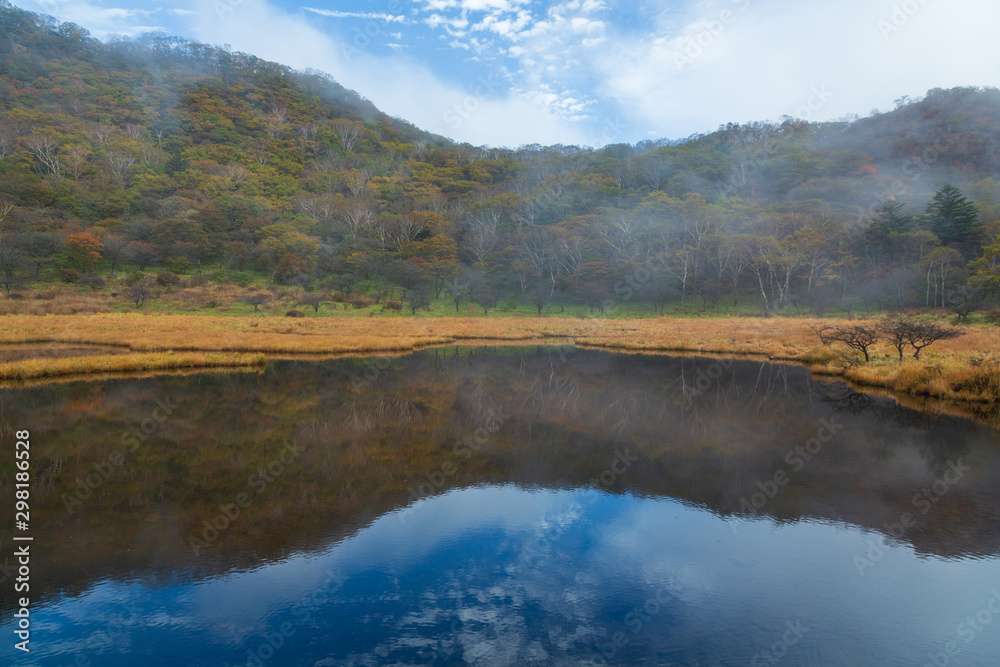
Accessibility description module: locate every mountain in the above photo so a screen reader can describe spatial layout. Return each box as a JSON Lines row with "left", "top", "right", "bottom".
{"left": 1, "top": 1, "right": 999, "bottom": 315}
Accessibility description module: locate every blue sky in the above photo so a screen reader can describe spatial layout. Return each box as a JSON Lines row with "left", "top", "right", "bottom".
{"left": 16, "top": 0, "right": 1000, "bottom": 147}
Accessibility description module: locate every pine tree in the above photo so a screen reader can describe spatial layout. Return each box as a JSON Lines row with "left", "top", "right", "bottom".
{"left": 924, "top": 185, "right": 982, "bottom": 256}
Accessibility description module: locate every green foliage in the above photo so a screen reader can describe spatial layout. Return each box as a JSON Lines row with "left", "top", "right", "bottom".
{"left": 3, "top": 2, "right": 1000, "bottom": 315}
{"left": 923, "top": 185, "right": 983, "bottom": 256}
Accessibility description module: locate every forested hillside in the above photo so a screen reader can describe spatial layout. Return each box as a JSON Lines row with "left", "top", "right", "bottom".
{"left": 1, "top": 1, "right": 999, "bottom": 317}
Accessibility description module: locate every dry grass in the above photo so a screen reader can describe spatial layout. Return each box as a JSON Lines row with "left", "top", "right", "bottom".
{"left": 1, "top": 314, "right": 997, "bottom": 408}
{"left": 0, "top": 350, "right": 265, "bottom": 381}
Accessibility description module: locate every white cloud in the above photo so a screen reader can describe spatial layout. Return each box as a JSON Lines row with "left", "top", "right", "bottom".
{"left": 175, "top": 0, "right": 589, "bottom": 147}
{"left": 590, "top": 0, "right": 1000, "bottom": 138}
{"left": 25, "top": 0, "right": 163, "bottom": 37}
{"left": 23, "top": 0, "right": 1000, "bottom": 146}
{"left": 303, "top": 8, "right": 408, "bottom": 23}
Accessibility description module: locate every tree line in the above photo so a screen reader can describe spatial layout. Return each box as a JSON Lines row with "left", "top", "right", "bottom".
{"left": 1, "top": 2, "right": 1000, "bottom": 316}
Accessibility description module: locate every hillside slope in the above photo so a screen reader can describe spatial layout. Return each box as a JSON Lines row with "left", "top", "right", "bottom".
{"left": 1, "top": 2, "right": 999, "bottom": 317}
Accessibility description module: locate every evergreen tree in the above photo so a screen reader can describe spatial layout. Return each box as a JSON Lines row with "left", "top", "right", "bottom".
{"left": 871, "top": 199, "right": 911, "bottom": 233}
{"left": 924, "top": 185, "right": 982, "bottom": 256}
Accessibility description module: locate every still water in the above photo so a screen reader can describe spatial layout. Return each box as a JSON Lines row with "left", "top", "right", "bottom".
{"left": 1, "top": 347, "right": 999, "bottom": 666}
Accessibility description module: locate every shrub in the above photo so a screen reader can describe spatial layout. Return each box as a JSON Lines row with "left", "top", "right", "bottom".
{"left": 156, "top": 271, "right": 180, "bottom": 290}
{"left": 77, "top": 274, "right": 106, "bottom": 291}
{"left": 123, "top": 270, "right": 145, "bottom": 286}
{"left": 243, "top": 292, "right": 270, "bottom": 312}
{"left": 125, "top": 281, "right": 153, "bottom": 307}
{"left": 285, "top": 309, "right": 305, "bottom": 317}
{"left": 59, "top": 268, "right": 80, "bottom": 283}
{"left": 299, "top": 292, "right": 328, "bottom": 313}
{"left": 348, "top": 296, "right": 376, "bottom": 309}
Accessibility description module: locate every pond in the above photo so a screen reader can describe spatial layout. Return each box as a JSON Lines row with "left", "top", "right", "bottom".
{"left": 1, "top": 347, "right": 999, "bottom": 666}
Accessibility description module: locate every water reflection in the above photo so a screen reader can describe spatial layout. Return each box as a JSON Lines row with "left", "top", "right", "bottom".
{"left": 0, "top": 347, "right": 999, "bottom": 665}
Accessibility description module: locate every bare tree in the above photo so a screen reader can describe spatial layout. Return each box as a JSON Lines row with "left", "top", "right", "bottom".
{"left": 62, "top": 146, "right": 91, "bottom": 180}
{"left": 814, "top": 323, "right": 881, "bottom": 362}
{"left": 904, "top": 321, "right": 964, "bottom": 360}
{"left": 125, "top": 281, "right": 153, "bottom": 307}
{"left": 89, "top": 124, "right": 115, "bottom": 146}
{"left": 299, "top": 292, "right": 328, "bottom": 314}
{"left": 0, "top": 199, "right": 14, "bottom": 226}
{"left": 22, "top": 134, "right": 61, "bottom": 176}
{"left": 221, "top": 163, "right": 250, "bottom": 188}
{"left": 105, "top": 150, "right": 138, "bottom": 183}
{"left": 879, "top": 316, "right": 964, "bottom": 361}
{"left": 464, "top": 212, "right": 501, "bottom": 266}
{"left": 880, "top": 316, "right": 912, "bottom": 362}
{"left": 332, "top": 119, "right": 363, "bottom": 153}
{"left": 337, "top": 199, "right": 377, "bottom": 242}
{"left": 243, "top": 291, "right": 270, "bottom": 313}
{"left": 597, "top": 213, "right": 647, "bottom": 266}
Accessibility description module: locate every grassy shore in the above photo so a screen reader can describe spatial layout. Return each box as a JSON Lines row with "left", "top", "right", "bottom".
{"left": 1, "top": 313, "right": 998, "bottom": 413}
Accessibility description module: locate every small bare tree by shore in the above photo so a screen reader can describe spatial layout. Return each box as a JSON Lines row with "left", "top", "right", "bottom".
{"left": 811, "top": 323, "right": 881, "bottom": 362}
{"left": 904, "top": 321, "right": 964, "bottom": 360}
{"left": 880, "top": 316, "right": 964, "bottom": 361}
{"left": 813, "top": 317, "right": 964, "bottom": 363}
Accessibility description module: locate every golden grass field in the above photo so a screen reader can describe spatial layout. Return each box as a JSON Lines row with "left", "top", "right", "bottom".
{"left": 2, "top": 313, "right": 999, "bottom": 422}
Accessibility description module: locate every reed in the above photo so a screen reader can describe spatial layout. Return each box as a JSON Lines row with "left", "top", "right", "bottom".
{"left": 0, "top": 314, "right": 996, "bottom": 405}
{"left": 0, "top": 351, "right": 265, "bottom": 380}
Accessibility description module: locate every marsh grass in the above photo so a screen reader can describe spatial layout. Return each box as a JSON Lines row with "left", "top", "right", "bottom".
{"left": 0, "top": 351, "right": 265, "bottom": 380}
{"left": 0, "top": 313, "right": 996, "bottom": 406}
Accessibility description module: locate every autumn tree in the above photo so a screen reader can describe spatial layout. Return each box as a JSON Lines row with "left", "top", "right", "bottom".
{"left": 243, "top": 291, "right": 270, "bottom": 312}
{"left": 125, "top": 241, "right": 161, "bottom": 270}
{"left": 299, "top": 292, "right": 328, "bottom": 313}
{"left": 101, "top": 234, "right": 128, "bottom": 274}
{"left": 65, "top": 232, "right": 104, "bottom": 272}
